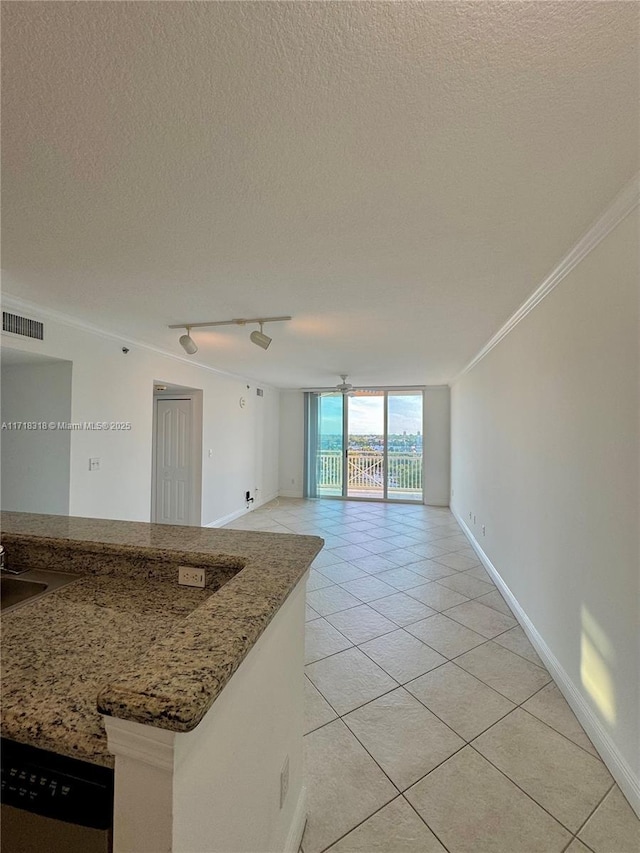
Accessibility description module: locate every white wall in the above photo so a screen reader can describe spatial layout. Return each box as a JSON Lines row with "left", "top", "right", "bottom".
{"left": 279, "top": 391, "right": 305, "bottom": 498}
{"left": 1, "top": 306, "right": 280, "bottom": 526}
{"left": 451, "top": 208, "right": 639, "bottom": 811}
{"left": 106, "top": 578, "right": 307, "bottom": 853}
{"left": 1, "top": 359, "right": 73, "bottom": 514}
{"left": 423, "top": 386, "right": 450, "bottom": 506}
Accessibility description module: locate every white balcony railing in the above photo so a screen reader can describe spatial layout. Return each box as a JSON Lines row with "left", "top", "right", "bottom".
{"left": 317, "top": 450, "right": 422, "bottom": 496}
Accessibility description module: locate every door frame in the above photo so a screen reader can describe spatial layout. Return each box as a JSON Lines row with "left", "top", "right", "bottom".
{"left": 150, "top": 386, "right": 203, "bottom": 525}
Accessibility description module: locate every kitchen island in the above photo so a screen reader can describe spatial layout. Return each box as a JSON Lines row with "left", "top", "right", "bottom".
{"left": 1, "top": 512, "right": 323, "bottom": 853}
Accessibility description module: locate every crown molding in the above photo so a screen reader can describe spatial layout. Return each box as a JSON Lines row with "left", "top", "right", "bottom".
{"left": 452, "top": 172, "right": 640, "bottom": 385}
{"left": 0, "top": 292, "right": 273, "bottom": 388}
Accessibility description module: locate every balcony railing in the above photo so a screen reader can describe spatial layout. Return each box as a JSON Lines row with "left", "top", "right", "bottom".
{"left": 317, "top": 450, "right": 422, "bottom": 498}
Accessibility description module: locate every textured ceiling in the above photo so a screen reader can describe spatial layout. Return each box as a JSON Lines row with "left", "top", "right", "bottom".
{"left": 2, "top": 1, "right": 638, "bottom": 388}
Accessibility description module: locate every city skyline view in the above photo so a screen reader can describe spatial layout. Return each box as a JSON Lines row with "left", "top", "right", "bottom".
{"left": 319, "top": 393, "right": 423, "bottom": 435}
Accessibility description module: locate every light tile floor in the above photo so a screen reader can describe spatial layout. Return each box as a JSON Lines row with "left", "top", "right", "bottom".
{"left": 225, "top": 498, "right": 640, "bottom": 853}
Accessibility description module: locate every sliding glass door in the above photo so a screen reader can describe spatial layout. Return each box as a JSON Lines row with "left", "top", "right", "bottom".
{"left": 306, "top": 390, "right": 424, "bottom": 503}
{"left": 386, "top": 392, "right": 423, "bottom": 501}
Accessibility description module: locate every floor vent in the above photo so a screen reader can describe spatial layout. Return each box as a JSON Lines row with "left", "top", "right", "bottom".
{"left": 2, "top": 312, "right": 44, "bottom": 340}
{"left": 256, "top": 388, "right": 264, "bottom": 397}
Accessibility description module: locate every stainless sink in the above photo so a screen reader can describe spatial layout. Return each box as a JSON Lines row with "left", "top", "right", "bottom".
{"left": 1, "top": 569, "right": 80, "bottom": 612}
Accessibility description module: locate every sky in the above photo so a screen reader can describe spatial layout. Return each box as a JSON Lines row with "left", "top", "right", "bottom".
{"left": 319, "top": 393, "right": 422, "bottom": 435}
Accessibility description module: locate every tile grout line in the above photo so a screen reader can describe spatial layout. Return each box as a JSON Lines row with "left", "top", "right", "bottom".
{"left": 317, "top": 792, "right": 456, "bottom": 853}
{"left": 567, "top": 780, "right": 616, "bottom": 844}
{"left": 313, "top": 795, "right": 401, "bottom": 853}
{"left": 334, "top": 716, "right": 470, "bottom": 848}
{"left": 321, "top": 619, "right": 400, "bottom": 648}
{"left": 517, "top": 704, "right": 608, "bottom": 764}
{"left": 304, "top": 630, "right": 356, "bottom": 667}
{"left": 371, "top": 600, "right": 603, "bottom": 759}
{"left": 308, "top": 655, "right": 508, "bottom": 823}
{"left": 308, "top": 609, "right": 494, "bottom": 668}
{"left": 401, "top": 793, "right": 454, "bottom": 853}
{"left": 306, "top": 624, "right": 591, "bottom": 768}
{"left": 403, "top": 671, "right": 519, "bottom": 743}
{"left": 466, "top": 742, "right": 596, "bottom": 839}
{"left": 311, "top": 533, "right": 539, "bottom": 671}
{"left": 434, "top": 643, "right": 549, "bottom": 702}
{"left": 306, "top": 610, "right": 549, "bottom": 708}
{"left": 305, "top": 678, "right": 401, "bottom": 731}
{"left": 307, "top": 630, "right": 479, "bottom": 789}
{"left": 354, "top": 633, "right": 448, "bottom": 685}
{"left": 322, "top": 536, "right": 483, "bottom": 557}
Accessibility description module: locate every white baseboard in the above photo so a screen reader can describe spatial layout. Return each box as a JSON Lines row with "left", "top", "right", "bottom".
{"left": 256, "top": 490, "right": 279, "bottom": 508}
{"left": 451, "top": 506, "right": 640, "bottom": 818}
{"left": 204, "top": 492, "right": 281, "bottom": 528}
{"left": 204, "top": 507, "right": 249, "bottom": 528}
{"left": 284, "top": 786, "right": 307, "bottom": 853}
{"left": 278, "top": 489, "right": 304, "bottom": 499}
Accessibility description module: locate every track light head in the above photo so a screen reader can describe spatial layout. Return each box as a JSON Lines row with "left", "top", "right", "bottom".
{"left": 250, "top": 324, "right": 272, "bottom": 350}
{"left": 179, "top": 330, "right": 198, "bottom": 355}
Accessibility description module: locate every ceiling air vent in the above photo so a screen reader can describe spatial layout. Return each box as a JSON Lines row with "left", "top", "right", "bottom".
{"left": 2, "top": 312, "right": 44, "bottom": 341}
{"left": 256, "top": 388, "right": 264, "bottom": 397}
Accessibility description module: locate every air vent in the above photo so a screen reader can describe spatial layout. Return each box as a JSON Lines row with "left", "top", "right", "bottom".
{"left": 2, "top": 312, "right": 44, "bottom": 340}
{"left": 256, "top": 388, "right": 264, "bottom": 397}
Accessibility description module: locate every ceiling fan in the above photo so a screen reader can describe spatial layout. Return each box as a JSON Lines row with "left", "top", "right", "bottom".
{"left": 300, "top": 376, "right": 424, "bottom": 395}
{"left": 335, "top": 374, "right": 354, "bottom": 394}
{"left": 300, "top": 374, "right": 362, "bottom": 396}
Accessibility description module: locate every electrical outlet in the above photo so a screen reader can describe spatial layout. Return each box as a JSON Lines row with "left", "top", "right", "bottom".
{"left": 469, "top": 511, "right": 472, "bottom": 520}
{"left": 473, "top": 515, "right": 476, "bottom": 524}
{"left": 482, "top": 525, "right": 486, "bottom": 536}
{"left": 178, "top": 566, "right": 206, "bottom": 588}
{"left": 280, "top": 755, "right": 289, "bottom": 809}
{"left": 89, "top": 457, "right": 100, "bottom": 471}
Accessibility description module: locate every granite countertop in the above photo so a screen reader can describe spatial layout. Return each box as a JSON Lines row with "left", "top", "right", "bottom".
{"left": 1, "top": 512, "right": 323, "bottom": 767}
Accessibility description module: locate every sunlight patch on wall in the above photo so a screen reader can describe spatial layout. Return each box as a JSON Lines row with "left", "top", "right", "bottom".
{"left": 580, "top": 605, "right": 616, "bottom": 726}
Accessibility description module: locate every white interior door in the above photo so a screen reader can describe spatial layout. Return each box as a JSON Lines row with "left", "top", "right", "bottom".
{"left": 155, "top": 398, "right": 192, "bottom": 524}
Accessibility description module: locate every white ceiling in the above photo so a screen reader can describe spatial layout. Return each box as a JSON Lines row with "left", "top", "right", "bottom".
{"left": 2, "top": 2, "right": 638, "bottom": 389}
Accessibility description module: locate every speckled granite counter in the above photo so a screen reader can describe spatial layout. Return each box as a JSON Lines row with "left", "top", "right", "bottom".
{"left": 1, "top": 512, "right": 323, "bottom": 768}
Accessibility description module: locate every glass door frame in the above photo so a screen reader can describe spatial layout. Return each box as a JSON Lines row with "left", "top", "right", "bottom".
{"left": 305, "top": 388, "right": 425, "bottom": 505}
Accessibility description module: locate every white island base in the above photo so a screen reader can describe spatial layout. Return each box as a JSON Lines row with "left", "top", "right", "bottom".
{"left": 104, "top": 579, "right": 307, "bottom": 853}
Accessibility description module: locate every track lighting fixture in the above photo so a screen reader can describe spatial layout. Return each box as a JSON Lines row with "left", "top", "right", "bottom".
{"left": 179, "top": 328, "right": 198, "bottom": 355}
{"left": 169, "top": 316, "right": 291, "bottom": 354}
{"left": 249, "top": 323, "right": 272, "bottom": 350}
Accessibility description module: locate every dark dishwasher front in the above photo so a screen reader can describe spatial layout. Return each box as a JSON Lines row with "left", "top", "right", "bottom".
{"left": 1, "top": 737, "right": 114, "bottom": 853}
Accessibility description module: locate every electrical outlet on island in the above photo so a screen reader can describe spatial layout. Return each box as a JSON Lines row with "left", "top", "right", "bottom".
{"left": 178, "top": 566, "right": 206, "bottom": 588}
